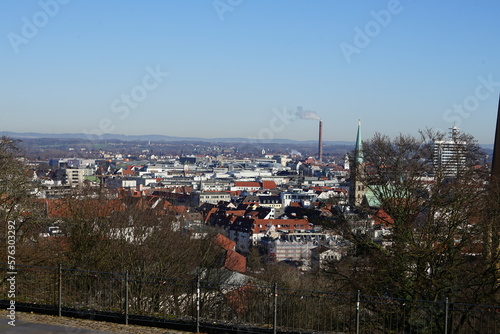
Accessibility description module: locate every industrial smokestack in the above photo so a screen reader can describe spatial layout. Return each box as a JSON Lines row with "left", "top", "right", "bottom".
{"left": 318, "top": 120, "right": 323, "bottom": 163}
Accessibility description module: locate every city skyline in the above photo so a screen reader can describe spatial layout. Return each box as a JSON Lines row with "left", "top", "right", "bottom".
{"left": 2, "top": 1, "right": 500, "bottom": 144}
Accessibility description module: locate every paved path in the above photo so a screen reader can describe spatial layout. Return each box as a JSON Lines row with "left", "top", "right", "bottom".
{"left": 0, "top": 320, "right": 114, "bottom": 333}
{"left": 0, "top": 310, "right": 193, "bottom": 334}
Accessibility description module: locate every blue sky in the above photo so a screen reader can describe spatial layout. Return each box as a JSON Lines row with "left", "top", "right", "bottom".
{"left": 1, "top": 1, "right": 500, "bottom": 144}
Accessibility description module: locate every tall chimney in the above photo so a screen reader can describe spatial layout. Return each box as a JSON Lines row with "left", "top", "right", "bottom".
{"left": 492, "top": 94, "right": 500, "bottom": 180}
{"left": 318, "top": 120, "right": 323, "bottom": 163}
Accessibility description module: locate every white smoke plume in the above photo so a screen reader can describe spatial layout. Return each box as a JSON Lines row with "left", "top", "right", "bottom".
{"left": 296, "top": 106, "right": 320, "bottom": 120}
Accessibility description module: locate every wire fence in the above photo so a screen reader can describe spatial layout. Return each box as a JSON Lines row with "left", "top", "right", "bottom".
{"left": 1, "top": 264, "right": 500, "bottom": 333}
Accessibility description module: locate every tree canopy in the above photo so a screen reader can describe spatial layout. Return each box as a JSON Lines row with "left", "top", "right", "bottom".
{"left": 327, "top": 130, "right": 500, "bottom": 306}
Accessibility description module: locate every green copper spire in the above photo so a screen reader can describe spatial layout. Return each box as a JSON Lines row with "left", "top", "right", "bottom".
{"left": 355, "top": 119, "right": 363, "bottom": 164}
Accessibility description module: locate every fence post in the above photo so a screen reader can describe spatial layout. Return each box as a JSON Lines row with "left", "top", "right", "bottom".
{"left": 444, "top": 297, "right": 449, "bottom": 334}
{"left": 273, "top": 283, "right": 278, "bottom": 334}
{"left": 124, "top": 270, "right": 129, "bottom": 325}
{"left": 356, "top": 290, "right": 360, "bottom": 334}
{"left": 58, "top": 264, "right": 62, "bottom": 317}
{"left": 196, "top": 275, "right": 200, "bottom": 333}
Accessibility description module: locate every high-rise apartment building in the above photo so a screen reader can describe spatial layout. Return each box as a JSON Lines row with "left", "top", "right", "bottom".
{"left": 432, "top": 126, "right": 467, "bottom": 177}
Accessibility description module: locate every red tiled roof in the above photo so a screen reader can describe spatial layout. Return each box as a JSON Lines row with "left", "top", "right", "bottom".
{"left": 164, "top": 203, "right": 187, "bottom": 213}
{"left": 311, "top": 186, "right": 332, "bottom": 192}
{"left": 213, "top": 234, "right": 246, "bottom": 273}
{"left": 234, "top": 181, "right": 261, "bottom": 188}
{"left": 224, "top": 250, "right": 246, "bottom": 273}
{"left": 204, "top": 207, "right": 218, "bottom": 223}
{"left": 214, "top": 233, "right": 236, "bottom": 251}
{"left": 373, "top": 209, "right": 394, "bottom": 227}
{"left": 261, "top": 181, "right": 277, "bottom": 189}
{"left": 226, "top": 210, "right": 246, "bottom": 217}
{"left": 131, "top": 190, "right": 142, "bottom": 197}
{"left": 46, "top": 198, "right": 125, "bottom": 219}
{"left": 250, "top": 218, "right": 312, "bottom": 233}
{"left": 171, "top": 186, "right": 193, "bottom": 194}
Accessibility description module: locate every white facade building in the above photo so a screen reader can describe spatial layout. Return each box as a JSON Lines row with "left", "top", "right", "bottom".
{"left": 433, "top": 126, "right": 467, "bottom": 177}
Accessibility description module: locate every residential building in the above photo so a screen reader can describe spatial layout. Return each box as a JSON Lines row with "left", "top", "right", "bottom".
{"left": 66, "top": 168, "right": 90, "bottom": 187}
{"left": 192, "top": 191, "right": 231, "bottom": 206}
{"left": 231, "top": 181, "right": 261, "bottom": 192}
{"left": 257, "top": 195, "right": 282, "bottom": 210}
{"left": 281, "top": 190, "right": 318, "bottom": 208}
{"left": 261, "top": 232, "right": 345, "bottom": 270}
{"left": 310, "top": 245, "right": 346, "bottom": 271}
{"left": 433, "top": 126, "right": 467, "bottom": 177}
{"left": 228, "top": 217, "right": 313, "bottom": 254}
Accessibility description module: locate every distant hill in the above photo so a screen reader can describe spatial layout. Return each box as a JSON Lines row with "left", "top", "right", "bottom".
{"left": 0, "top": 131, "right": 355, "bottom": 146}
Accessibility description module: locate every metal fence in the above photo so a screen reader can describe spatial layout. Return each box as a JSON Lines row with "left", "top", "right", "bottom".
{"left": 1, "top": 264, "right": 500, "bottom": 333}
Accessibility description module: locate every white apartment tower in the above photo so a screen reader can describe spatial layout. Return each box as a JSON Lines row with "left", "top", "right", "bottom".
{"left": 432, "top": 126, "right": 467, "bottom": 178}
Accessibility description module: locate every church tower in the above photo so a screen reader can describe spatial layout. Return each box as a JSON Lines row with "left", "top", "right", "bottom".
{"left": 349, "top": 119, "right": 366, "bottom": 206}
{"left": 492, "top": 94, "right": 500, "bottom": 181}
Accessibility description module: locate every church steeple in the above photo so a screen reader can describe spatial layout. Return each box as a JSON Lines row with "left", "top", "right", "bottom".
{"left": 492, "top": 94, "right": 500, "bottom": 180}
{"left": 350, "top": 119, "right": 366, "bottom": 207}
{"left": 354, "top": 119, "right": 363, "bottom": 164}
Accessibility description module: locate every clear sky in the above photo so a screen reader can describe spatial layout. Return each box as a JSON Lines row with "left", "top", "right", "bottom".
{"left": 1, "top": 0, "right": 500, "bottom": 144}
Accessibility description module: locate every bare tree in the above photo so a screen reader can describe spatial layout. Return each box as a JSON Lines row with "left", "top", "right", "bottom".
{"left": 326, "top": 130, "right": 499, "bottom": 307}
{"left": 0, "top": 137, "right": 56, "bottom": 267}
{"left": 0, "top": 137, "right": 33, "bottom": 223}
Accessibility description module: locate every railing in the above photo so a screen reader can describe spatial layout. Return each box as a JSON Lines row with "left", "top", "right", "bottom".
{"left": 2, "top": 264, "right": 500, "bottom": 333}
